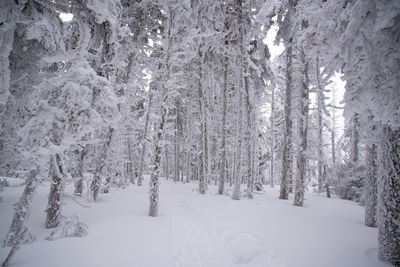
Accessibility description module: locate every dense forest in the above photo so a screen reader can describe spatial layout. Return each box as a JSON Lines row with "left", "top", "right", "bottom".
{"left": 0, "top": 0, "right": 399, "bottom": 266}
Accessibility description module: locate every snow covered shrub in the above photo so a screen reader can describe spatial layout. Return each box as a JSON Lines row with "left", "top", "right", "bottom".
{"left": 334, "top": 163, "right": 365, "bottom": 202}
{"left": 254, "top": 182, "right": 264, "bottom": 192}
{"left": 45, "top": 216, "right": 88, "bottom": 241}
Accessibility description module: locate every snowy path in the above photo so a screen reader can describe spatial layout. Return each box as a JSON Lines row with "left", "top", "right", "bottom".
{"left": 0, "top": 179, "right": 392, "bottom": 267}
{"left": 166, "top": 195, "right": 285, "bottom": 267}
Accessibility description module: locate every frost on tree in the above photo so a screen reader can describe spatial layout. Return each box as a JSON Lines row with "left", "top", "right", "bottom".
{"left": 378, "top": 126, "right": 400, "bottom": 266}
{"left": 364, "top": 143, "right": 377, "bottom": 228}
{"left": 3, "top": 170, "right": 37, "bottom": 247}
{"left": 46, "top": 154, "right": 65, "bottom": 229}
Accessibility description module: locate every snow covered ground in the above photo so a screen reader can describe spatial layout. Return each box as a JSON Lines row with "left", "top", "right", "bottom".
{"left": 0, "top": 178, "right": 392, "bottom": 267}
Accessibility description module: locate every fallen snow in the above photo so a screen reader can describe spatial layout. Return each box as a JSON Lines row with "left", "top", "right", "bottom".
{"left": 0, "top": 178, "right": 392, "bottom": 267}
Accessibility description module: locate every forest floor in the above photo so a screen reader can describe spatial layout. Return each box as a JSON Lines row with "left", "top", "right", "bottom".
{"left": 0, "top": 177, "right": 392, "bottom": 267}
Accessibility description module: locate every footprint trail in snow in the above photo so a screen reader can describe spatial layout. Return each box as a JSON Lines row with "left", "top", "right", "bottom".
{"left": 167, "top": 197, "right": 286, "bottom": 267}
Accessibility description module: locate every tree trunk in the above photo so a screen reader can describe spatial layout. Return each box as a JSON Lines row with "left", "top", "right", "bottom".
{"left": 245, "top": 66, "right": 254, "bottom": 199}
{"left": 74, "top": 146, "right": 86, "bottom": 196}
{"left": 138, "top": 94, "right": 152, "bottom": 186}
{"left": 293, "top": 50, "right": 309, "bottom": 207}
{"left": 279, "top": 45, "right": 293, "bottom": 200}
{"left": 270, "top": 85, "right": 275, "bottom": 187}
{"left": 149, "top": 105, "right": 167, "bottom": 217}
{"left": 231, "top": 72, "right": 244, "bottom": 201}
{"left": 198, "top": 48, "right": 208, "bottom": 194}
{"left": 351, "top": 113, "right": 360, "bottom": 164}
{"left": 4, "top": 170, "right": 38, "bottom": 247}
{"left": 377, "top": 125, "right": 400, "bottom": 266}
{"left": 365, "top": 143, "right": 377, "bottom": 227}
{"left": 127, "top": 137, "right": 135, "bottom": 184}
{"left": 90, "top": 127, "right": 114, "bottom": 202}
{"left": 218, "top": 55, "right": 228, "bottom": 195}
{"left": 46, "top": 153, "right": 65, "bottom": 228}
{"left": 316, "top": 57, "right": 324, "bottom": 192}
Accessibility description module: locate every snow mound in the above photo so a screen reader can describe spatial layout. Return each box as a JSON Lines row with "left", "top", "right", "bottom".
{"left": 227, "top": 232, "right": 286, "bottom": 267}
{"left": 46, "top": 216, "right": 88, "bottom": 241}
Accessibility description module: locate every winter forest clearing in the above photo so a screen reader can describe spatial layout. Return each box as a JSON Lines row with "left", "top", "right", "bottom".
{"left": 0, "top": 178, "right": 392, "bottom": 267}
{"left": 0, "top": 0, "right": 399, "bottom": 266}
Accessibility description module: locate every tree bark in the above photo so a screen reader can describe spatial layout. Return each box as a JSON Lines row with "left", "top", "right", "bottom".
{"left": 293, "top": 49, "right": 309, "bottom": 207}
{"left": 46, "top": 153, "right": 65, "bottom": 228}
{"left": 377, "top": 126, "right": 400, "bottom": 266}
{"left": 218, "top": 55, "right": 228, "bottom": 195}
{"left": 4, "top": 170, "right": 38, "bottom": 247}
{"left": 74, "top": 146, "right": 86, "bottom": 196}
{"left": 279, "top": 45, "right": 293, "bottom": 200}
{"left": 365, "top": 143, "right": 377, "bottom": 227}
{"left": 138, "top": 94, "right": 152, "bottom": 186}
{"left": 90, "top": 127, "right": 114, "bottom": 202}
{"left": 316, "top": 57, "right": 324, "bottom": 192}
{"left": 270, "top": 84, "right": 275, "bottom": 188}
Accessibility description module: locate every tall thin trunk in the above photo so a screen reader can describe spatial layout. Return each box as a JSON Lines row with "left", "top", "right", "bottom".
{"left": 90, "top": 127, "right": 114, "bottom": 202}
{"left": 149, "top": 104, "right": 167, "bottom": 217}
{"left": 293, "top": 50, "right": 309, "bottom": 207}
{"left": 138, "top": 94, "right": 152, "bottom": 186}
{"left": 46, "top": 153, "right": 65, "bottom": 228}
{"left": 218, "top": 55, "right": 228, "bottom": 195}
{"left": 232, "top": 0, "right": 245, "bottom": 201}
{"left": 270, "top": 85, "right": 275, "bottom": 187}
{"left": 198, "top": 47, "right": 208, "bottom": 194}
{"left": 148, "top": 5, "right": 173, "bottom": 217}
{"left": 365, "top": 143, "right": 377, "bottom": 227}
{"left": 245, "top": 66, "right": 254, "bottom": 198}
{"left": 331, "top": 129, "right": 336, "bottom": 165}
{"left": 127, "top": 137, "right": 135, "bottom": 184}
{"left": 232, "top": 88, "right": 243, "bottom": 200}
{"left": 74, "top": 145, "right": 86, "bottom": 195}
{"left": 316, "top": 57, "right": 324, "bottom": 192}
{"left": 351, "top": 113, "right": 360, "bottom": 164}
{"left": 279, "top": 45, "right": 293, "bottom": 200}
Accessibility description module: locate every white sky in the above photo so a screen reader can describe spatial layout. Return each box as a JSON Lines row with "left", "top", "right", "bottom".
{"left": 60, "top": 13, "right": 74, "bottom": 22}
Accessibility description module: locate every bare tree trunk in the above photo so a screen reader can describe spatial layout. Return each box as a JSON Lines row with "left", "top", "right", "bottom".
{"left": 138, "top": 94, "right": 152, "bottom": 186}
{"left": 351, "top": 113, "right": 360, "bottom": 164}
{"left": 270, "top": 85, "right": 275, "bottom": 188}
{"left": 198, "top": 48, "right": 208, "bottom": 194}
{"left": 149, "top": 104, "right": 167, "bottom": 217}
{"left": 218, "top": 55, "right": 228, "bottom": 195}
{"left": 365, "top": 143, "right": 377, "bottom": 227}
{"left": 279, "top": 45, "right": 293, "bottom": 200}
{"left": 90, "top": 127, "right": 114, "bottom": 202}
{"left": 316, "top": 57, "right": 324, "bottom": 192}
{"left": 293, "top": 50, "right": 309, "bottom": 207}
{"left": 245, "top": 66, "right": 254, "bottom": 199}
{"left": 323, "top": 165, "right": 331, "bottom": 198}
{"left": 149, "top": 5, "right": 174, "bottom": 216}
{"left": 4, "top": 170, "right": 38, "bottom": 247}
{"left": 127, "top": 137, "right": 135, "bottom": 184}
{"left": 46, "top": 153, "right": 65, "bottom": 228}
{"left": 331, "top": 129, "right": 336, "bottom": 165}
{"left": 74, "top": 145, "right": 86, "bottom": 195}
